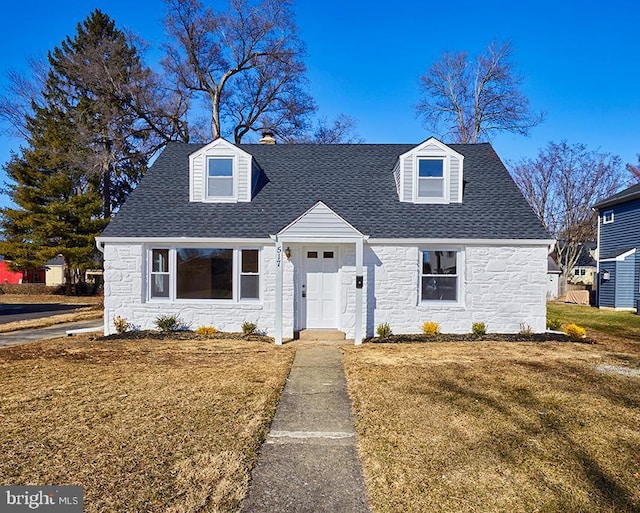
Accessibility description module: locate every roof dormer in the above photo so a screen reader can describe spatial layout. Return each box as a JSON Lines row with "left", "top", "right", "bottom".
{"left": 189, "top": 138, "right": 259, "bottom": 203}
{"left": 395, "top": 137, "right": 464, "bottom": 204}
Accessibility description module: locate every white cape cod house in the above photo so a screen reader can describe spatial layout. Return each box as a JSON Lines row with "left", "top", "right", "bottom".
{"left": 97, "top": 137, "right": 552, "bottom": 343}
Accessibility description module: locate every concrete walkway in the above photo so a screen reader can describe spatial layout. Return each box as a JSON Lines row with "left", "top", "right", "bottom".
{"left": 0, "top": 320, "right": 103, "bottom": 347}
{"left": 241, "top": 342, "right": 370, "bottom": 513}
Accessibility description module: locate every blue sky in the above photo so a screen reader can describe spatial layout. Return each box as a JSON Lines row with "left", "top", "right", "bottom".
{"left": 1, "top": 1, "right": 638, "bottom": 209}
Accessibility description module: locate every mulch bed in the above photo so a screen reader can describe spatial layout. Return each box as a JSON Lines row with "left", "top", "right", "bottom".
{"left": 367, "top": 332, "right": 590, "bottom": 344}
{"left": 103, "top": 330, "right": 588, "bottom": 344}
{"left": 101, "top": 329, "right": 274, "bottom": 343}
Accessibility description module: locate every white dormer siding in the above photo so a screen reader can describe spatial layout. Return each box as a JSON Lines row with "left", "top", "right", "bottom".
{"left": 189, "top": 138, "right": 255, "bottom": 203}
{"left": 398, "top": 137, "right": 464, "bottom": 204}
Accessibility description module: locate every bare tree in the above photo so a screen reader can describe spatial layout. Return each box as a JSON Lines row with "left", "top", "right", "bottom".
{"left": 287, "top": 114, "right": 363, "bottom": 144}
{"left": 0, "top": 58, "right": 49, "bottom": 139}
{"left": 164, "top": 0, "right": 313, "bottom": 142}
{"left": 225, "top": 52, "right": 315, "bottom": 143}
{"left": 416, "top": 41, "right": 544, "bottom": 143}
{"left": 627, "top": 155, "right": 640, "bottom": 183}
{"left": 511, "top": 141, "right": 625, "bottom": 286}
{"left": 0, "top": 11, "right": 191, "bottom": 218}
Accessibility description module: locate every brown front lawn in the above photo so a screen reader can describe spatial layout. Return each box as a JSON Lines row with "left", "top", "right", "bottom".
{"left": 344, "top": 341, "right": 640, "bottom": 513}
{"left": 0, "top": 337, "right": 294, "bottom": 512}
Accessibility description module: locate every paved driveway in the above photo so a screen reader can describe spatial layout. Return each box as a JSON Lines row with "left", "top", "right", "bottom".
{"left": 0, "top": 320, "right": 103, "bottom": 347}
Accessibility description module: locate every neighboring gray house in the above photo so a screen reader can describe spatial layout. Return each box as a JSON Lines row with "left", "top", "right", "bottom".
{"left": 567, "top": 243, "right": 597, "bottom": 287}
{"left": 594, "top": 184, "right": 640, "bottom": 311}
{"left": 97, "top": 137, "right": 552, "bottom": 343}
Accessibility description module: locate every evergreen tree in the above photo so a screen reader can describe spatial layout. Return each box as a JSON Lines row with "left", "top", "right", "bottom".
{"left": 47, "top": 9, "right": 151, "bottom": 218}
{"left": 0, "top": 102, "right": 106, "bottom": 292}
{"left": 1, "top": 9, "right": 189, "bottom": 292}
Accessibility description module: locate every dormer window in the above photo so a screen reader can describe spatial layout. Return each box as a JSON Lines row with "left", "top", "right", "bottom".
{"left": 398, "top": 138, "right": 462, "bottom": 204}
{"left": 418, "top": 158, "right": 445, "bottom": 199}
{"left": 207, "top": 157, "right": 234, "bottom": 198}
{"left": 189, "top": 138, "right": 258, "bottom": 203}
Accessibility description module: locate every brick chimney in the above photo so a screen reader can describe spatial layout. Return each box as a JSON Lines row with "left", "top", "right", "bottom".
{"left": 259, "top": 130, "right": 276, "bottom": 144}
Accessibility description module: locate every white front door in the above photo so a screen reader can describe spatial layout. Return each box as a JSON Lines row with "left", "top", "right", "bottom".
{"left": 304, "top": 248, "right": 338, "bottom": 328}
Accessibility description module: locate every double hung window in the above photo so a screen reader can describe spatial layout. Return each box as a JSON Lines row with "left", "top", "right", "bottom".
{"left": 240, "top": 249, "right": 260, "bottom": 300}
{"left": 417, "top": 158, "right": 445, "bottom": 199}
{"left": 207, "top": 157, "right": 234, "bottom": 198}
{"left": 150, "top": 249, "right": 170, "bottom": 298}
{"left": 421, "top": 250, "right": 459, "bottom": 302}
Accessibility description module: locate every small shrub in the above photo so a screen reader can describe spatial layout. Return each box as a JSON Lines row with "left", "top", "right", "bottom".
{"left": 547, "top": 318, "right": 562, "bottom": 331}
{"left": 564, "top": 323, "right": 587, "bottom": 340}
{"left": 422, "top": 321, "right": 440, "bottom": 336}
{"left": 155, "top": 314, "right": 184, "bottom": 332}
{"left": 196, "top": 326, "right": 218, "bottom": 336}
{"left": 471, "top": 322, "right": 486, "bottom": 336}
{"left": 113, "top": 316, "right": 131, "bottom": 334}
{"left": 519, "top": 323, "right": 533, "bottom": 336}
{"left": 242, "top": 321, "right": 258, "bottom": 335}
{"left": 376, "top": 322, "right": 392, "bottom": 338}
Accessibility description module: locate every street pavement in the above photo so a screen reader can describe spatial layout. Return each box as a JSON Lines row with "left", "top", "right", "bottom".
{"left": 0, "top": 303, "right": 90, "bottom": 324}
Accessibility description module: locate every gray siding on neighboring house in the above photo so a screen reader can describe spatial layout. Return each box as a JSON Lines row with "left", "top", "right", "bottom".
{"left": 615, "top": 255, "right": 636, "bottom": 308}
{"left": 598, "top": 261, "right": 616, "bottom": 307}
{"left": 599, "top": 199, "right": 640, "bottom": 256}
{"left": 633, "top": 248, "right": 640, "bottom": 314}
{"left": 598, "top": 198, "right": 640, "bottom": 309}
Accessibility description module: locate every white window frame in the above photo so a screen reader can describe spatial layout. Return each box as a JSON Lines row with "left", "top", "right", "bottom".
{"left": 414, "top": 156, "right": 450, "bottom": 204}
{"left": 239, "top": 248, "right": 261, "bottom": 301}
{"left": 149, "top": 247, "right": 173, "bottom": 301}
{"left": 146, "top": 246, "right": 261, "bottom": 303}
{"left": 419, "top": 248, "right": 463, "bottom": 304}
{"left": 206, "top": 156, "right": 236, "bottom": 201}
{"left": 602, "top": 210, "right": 614, "bottom": 224}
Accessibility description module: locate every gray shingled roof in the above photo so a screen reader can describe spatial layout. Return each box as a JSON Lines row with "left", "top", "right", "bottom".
{"left": 102, "top": 142, "right": 549, "bottom": 240}
{"left": 593, "top": 183, "right": 640, "bottom": 210}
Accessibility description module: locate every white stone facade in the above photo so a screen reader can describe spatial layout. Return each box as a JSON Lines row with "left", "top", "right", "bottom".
{"left": 102, "top": 242, "right": 548, "bottom": 337}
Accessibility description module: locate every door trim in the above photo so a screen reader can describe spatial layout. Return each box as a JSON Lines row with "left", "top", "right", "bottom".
{"left": 300, "top": 245, "right": 340, "bottom": 329}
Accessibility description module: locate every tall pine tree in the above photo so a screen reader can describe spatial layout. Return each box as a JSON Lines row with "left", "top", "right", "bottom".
{"left": 47, "top": 10, "right": 152, "bottom": 218}
{"left": 0, "top": 101, "right": 106, "bottom": 292}
{"left": 0, "top": 10, "right": 162, "bottom": 291}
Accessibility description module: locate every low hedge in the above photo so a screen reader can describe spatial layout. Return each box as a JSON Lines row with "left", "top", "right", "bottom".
{"left": 0, "top": 284, "right": 60, "bottom": 295}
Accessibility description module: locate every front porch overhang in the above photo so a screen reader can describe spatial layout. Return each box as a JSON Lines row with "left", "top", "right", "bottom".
{"left": 271, "top": 202, "right": 368, "bottom": 346}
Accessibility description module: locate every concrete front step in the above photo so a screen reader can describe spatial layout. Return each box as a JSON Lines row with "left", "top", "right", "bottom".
{"left": 298, "top": 329, "right": 346, "bottom": 341}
